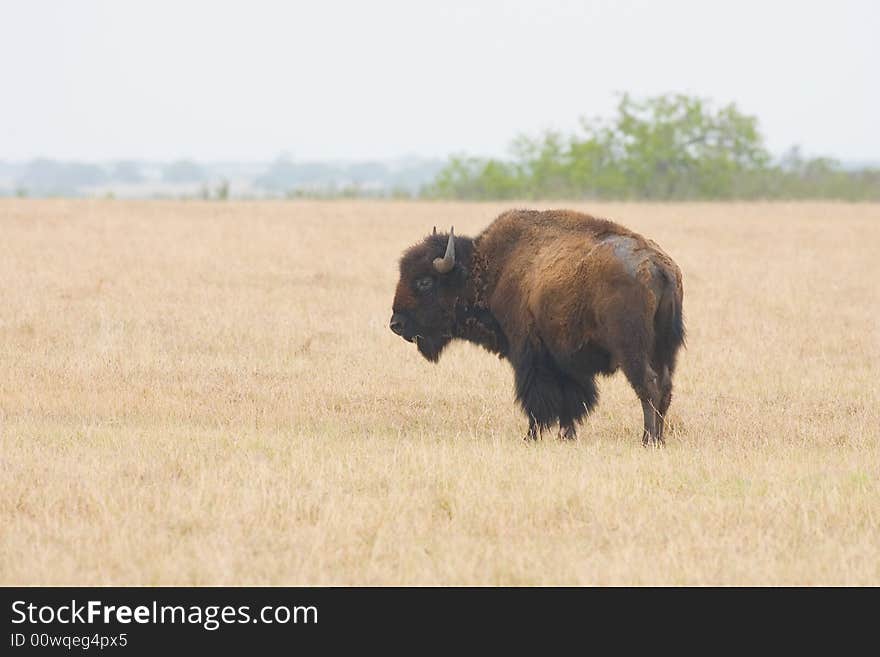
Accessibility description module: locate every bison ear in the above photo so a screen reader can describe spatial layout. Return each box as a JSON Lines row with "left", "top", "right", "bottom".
{"left": 433, "top": 227, "right": 455, "bottom": 274}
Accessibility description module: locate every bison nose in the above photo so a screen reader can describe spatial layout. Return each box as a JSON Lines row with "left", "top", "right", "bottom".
{"left": 389, "top": 314, "right": 406, "bottom": 336}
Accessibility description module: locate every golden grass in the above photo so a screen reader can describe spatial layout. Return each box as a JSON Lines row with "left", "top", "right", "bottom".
{"left": 1, "top": 199, "right": 878, "bottom": 585}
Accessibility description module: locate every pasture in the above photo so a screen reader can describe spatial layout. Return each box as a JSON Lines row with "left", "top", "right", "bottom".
{"left": 1, "top": 199, "right": 878, "bottom": 585}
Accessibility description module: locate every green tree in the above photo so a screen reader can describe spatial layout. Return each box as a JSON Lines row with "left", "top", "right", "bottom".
{"left": 423, "top": 93, "right": 880, "bottom": 201}
{"left": 426, "top": 155, "right": 523, "bottom": 199}
{"left": 215, "top": 179, "right": 230, "bottom": 201}
{"left": 575, "top": 93, "right": 770, "bottom": 199}
{"left": 511, "top": 131, "right": 571, "bottom": 197}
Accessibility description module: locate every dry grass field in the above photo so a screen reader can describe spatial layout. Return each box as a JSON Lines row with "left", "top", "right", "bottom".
{"left": 1, "top": 199, "right": 878, "bottom": 585}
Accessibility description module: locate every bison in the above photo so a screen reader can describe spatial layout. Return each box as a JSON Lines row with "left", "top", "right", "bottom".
{"left": 389, "top": 209, "right": 684, "bottom": 445}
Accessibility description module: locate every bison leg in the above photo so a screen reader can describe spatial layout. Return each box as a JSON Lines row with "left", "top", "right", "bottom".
{"left": 611, "top": 315, "right": 664, "bottom": 445}
{"left": 656, "top": 365, "right": 673, "bottom": 441}
{"left": 525, "top": 416, "right": 540, "bottom": 441}
{"left": 639, "top": 365, "right": 663, "bottom": 447}
{"left": 557, "top": 423, "right": 577, "bottom": 441}
{"left": 513, "top": 342, "right": 562, "bottom": 440}
{"left": 620, "top": 354, "right": 663, "bottom": 446}
{"left": 641, "top": 397, "right": 661, "bottom": 446}
{"left": 515, "top": 340, "right": 600, "bottom": 442}
{"left": 556, "top": 375, "right": 598, "bottom": 441}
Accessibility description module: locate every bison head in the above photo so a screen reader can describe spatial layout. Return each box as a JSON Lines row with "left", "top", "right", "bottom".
{"left": 390, "top": 227, "right": 468, "bottom": 362}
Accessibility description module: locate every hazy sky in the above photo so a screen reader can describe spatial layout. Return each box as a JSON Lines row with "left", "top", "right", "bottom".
{"left": 2, "top": 0, "right": 877, "bottom": 162}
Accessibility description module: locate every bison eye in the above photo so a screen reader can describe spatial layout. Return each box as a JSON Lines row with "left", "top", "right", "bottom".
{"left": 415, "top": 276, "right": 433, "bottom": 293}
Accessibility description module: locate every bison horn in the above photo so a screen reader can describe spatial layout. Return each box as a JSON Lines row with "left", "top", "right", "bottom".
{"left": 432, "top": 226, "right": 437, "bottom": 236}
{"left": 433, "top": 227, "right": 456, "bottom": 274}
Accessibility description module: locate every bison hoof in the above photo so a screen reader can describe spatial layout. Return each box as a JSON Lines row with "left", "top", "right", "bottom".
{"left": 642, "top": 432, "right": 665, "bottom": 448}
{"left": 558, "top": 426, "right": 578, "bottom": 441}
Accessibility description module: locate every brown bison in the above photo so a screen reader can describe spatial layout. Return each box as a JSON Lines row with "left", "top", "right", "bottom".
{"left": 389, "top": 209, "right": 684, "bottom": 445}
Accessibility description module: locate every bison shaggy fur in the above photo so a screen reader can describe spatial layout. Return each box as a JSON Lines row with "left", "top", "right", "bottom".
{"left": 389, "top": 209, "right": 685, "bottom": 444}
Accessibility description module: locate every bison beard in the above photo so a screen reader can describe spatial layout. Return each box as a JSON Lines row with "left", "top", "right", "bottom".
{"left": 414, "top": 334, "right": 451, "bottom": 363}
{"left": 390, "top": 209, "right": 685, "bottom": 445}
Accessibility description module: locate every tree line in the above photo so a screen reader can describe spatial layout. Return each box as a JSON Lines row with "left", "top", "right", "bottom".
{"left": 425, "top": 93, "right": 880, "bottom": 201}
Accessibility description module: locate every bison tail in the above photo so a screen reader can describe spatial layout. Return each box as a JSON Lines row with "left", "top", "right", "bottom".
{"left": 654, "top": 276, "right": 685, "bottom": 372}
